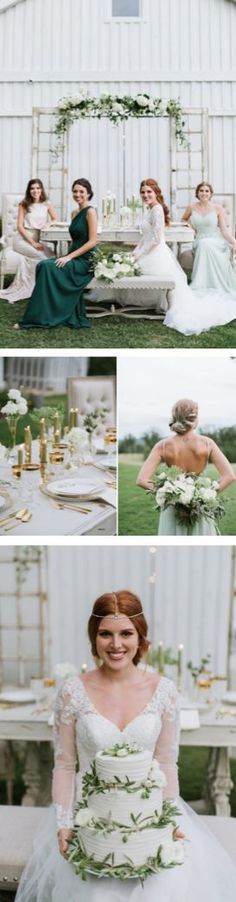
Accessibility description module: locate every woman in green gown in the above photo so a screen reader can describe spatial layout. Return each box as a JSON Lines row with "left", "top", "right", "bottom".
{"left": 136, "top": 398, "right": 236, "bottom": 536}
{"left": 15, "top": 179, "right": 97, "bottom": 330}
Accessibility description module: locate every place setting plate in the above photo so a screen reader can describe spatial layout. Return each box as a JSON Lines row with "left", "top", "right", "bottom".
{"left": 0, "top": 689, "right": 35, "bottom": 705}
{"left": 42, "top": 478, "right": 105, "bottom": 500}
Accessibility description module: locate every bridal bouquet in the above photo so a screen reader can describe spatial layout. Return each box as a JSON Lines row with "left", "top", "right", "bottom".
{"left": 154, "top": 468, "right": 225, "bottom": 529}
{"left": 93, "top": 249, "right": 140, "bottom": 283}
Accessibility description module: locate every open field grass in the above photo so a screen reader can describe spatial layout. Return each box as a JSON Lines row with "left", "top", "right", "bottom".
{"left": 1, "top": 297, "right": 236, "bottom": 348}
{"left": 118, "top": 454, "right": 236, "bottom": 535}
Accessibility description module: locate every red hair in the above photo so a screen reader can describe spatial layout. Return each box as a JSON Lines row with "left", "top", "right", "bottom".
{"left": 140, "top": 178, "right": 170, "bottom": 225}
{"left": 88, "top": 590, "right": 149, "bottom": 665}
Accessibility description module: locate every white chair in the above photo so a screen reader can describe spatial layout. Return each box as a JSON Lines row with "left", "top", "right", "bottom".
{"left": 179, "top": 193, "right": 236, "bottom": 274}
{"left": 67, "top": 376, "right": 116, "bottom": 433}
{"left": 0, "top": 193, "right": 23, "bottom": 289}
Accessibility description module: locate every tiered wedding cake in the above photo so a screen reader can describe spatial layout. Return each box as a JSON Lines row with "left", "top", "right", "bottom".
{"left": 70, "top": 743, "right": 185, "bottom": 880}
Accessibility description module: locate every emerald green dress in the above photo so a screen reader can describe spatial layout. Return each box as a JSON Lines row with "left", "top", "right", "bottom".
{"left": 20, "top": 207, "right": 95, "bottom": 329}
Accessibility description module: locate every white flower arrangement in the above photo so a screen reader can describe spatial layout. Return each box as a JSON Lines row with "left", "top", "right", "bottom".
{"left": 1, "top": 389, "right": 28, "bottom": 417}
{"left": 67, "top": 426, "right": 89, "bottom": 448}
{"left": 94, "top": 250, "right": 140, "bottom": 283}
{"left": 153, "top": 469, "right": 225, "bottom": 530}
{"left": 53, "top": 93, "right": 186, "bottom": 156}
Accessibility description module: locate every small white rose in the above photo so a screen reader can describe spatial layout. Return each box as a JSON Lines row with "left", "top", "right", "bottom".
{"left": 75, "top": 808, "right": 95, "bottom": 827}
{"left": 116, "top": 748, "right": 128, "bottom": 757}
{"left": 136, "top": 94, "right": 149, "bottom": 108}
{"left": 17, "top": 401, "right": 28, "bottom": 415}
{"left": 1, "top": 401, "right": 18, "bottom": 415}
{"left": 149, "top": 760, "right": 167, "bottom": 786}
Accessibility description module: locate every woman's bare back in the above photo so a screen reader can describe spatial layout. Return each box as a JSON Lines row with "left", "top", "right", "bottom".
{"left": 162, "top": 434, "right": 210, "bottom": 474}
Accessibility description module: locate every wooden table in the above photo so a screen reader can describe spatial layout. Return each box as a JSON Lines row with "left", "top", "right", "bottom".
{"left": 1, "top": 703, "right": 235, "bottom": 813}
{"left": 40, "top": 223, "right": 195, "bottom": 257}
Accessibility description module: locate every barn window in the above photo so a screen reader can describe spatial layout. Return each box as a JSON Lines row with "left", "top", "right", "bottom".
{"left": 112, "top": 0, "right": 141, "bottom": 16}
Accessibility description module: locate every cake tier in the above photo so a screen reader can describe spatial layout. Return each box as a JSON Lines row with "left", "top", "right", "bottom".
{"left": 95, "top": 748, "right": 152, "bottom": 784}
{"left": 79, "top": 821, "right": 173, "bottom": 867}
{"left": 89, "top": 786, "right": 163, "bottom": 825}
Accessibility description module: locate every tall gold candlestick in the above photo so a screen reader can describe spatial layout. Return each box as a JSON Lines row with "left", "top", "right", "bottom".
{"left": 73, "top": 408, "right": 78, "bottom": 426}
{"left": 24, "top": 426, "right": 32, "bottom": 463}
{"left": 17, "top": 446, "right": 23, "bottom": 467}
{"left": 39, "top": 418, "right": 45, "bottom": 439}
{"left": 40, "top": 438, "right": 48, "bottom": 464}
{"left": 54, "top": 430, "right": 60, "bottom": 446}
{"left": 53, "top": 413, "right": 60, "bottom": 438}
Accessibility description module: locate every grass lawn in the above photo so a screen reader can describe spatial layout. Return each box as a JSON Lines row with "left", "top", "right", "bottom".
{"left": 118, "top": 455, "right": 236, "bottom": 535}
{"left": 1, "top": 297, "right": 236, "bottom": 348}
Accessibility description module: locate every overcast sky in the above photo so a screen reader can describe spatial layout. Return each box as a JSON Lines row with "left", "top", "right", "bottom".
{"left": 118, "top": 357, "right": 236, "bottom": 438}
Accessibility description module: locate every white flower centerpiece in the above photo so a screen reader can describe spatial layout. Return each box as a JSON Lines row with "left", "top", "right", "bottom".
{"left": 153, "top": 467, "right": 225, "bottom": 532}
{"left": 1, "top": 389, "right": 28, "bottom": 458}
{"left": 67, "top": 426, "right": 90, "bottom": 468}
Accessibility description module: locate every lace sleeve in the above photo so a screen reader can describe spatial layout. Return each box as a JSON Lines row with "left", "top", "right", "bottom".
{"left": 149, "top": 205, "right": 165, "bottom": 246}
{"left": 52, "top": 678, "right": 79, "bottom": 831}
{"left": 154, "top": 681, "right": 180, "bottom": 799}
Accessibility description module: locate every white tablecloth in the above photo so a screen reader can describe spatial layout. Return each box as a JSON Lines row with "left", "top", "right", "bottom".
{"left": 0, "top": 441, "right": 116, "bottom": 536}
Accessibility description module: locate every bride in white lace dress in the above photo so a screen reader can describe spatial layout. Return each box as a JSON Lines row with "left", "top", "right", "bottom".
{"left": 0, "top": 179, "right": 57, "bottom": 303}
{"left": 134, "top": 180, "right": 236, "bottom": 335}
{"left": 16, "top": 591, "right": 236, "bottom": 902}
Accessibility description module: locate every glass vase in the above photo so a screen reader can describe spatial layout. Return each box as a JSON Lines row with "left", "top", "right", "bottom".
{"left": 6, "top": 416, "right": 19, "bottom": 461}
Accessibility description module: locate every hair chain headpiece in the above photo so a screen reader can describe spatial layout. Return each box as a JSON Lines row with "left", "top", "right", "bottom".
{"left": 91, "top": 593, "right": 144, "bottom": 620}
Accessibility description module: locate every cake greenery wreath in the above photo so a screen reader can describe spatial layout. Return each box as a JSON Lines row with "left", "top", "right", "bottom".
{"left": 67, "top": 743, "right": 186, "bottom": 883}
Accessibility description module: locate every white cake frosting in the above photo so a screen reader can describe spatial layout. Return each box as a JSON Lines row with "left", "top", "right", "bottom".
{"left": 89, "top": 785, "right": 163, "bottom": 825}
{"left": 95, "top": 747, "right": 152, "bottom": 783}
{"left": 80, "top": 821, "right": 174, "bottom": 868}
{"left": 77, "top": 745, "right": 174, "bottom": 870}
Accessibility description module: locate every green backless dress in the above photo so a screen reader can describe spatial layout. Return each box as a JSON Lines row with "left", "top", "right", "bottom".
{"left": 20, "top": 207, "right": 95, "bottom": 329}
{"left": 158, "top": 437, "right": 217, "bottom": 536}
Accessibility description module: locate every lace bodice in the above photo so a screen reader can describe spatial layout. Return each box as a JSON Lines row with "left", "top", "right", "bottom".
{"left": 24, "top": 203, "right": 50, "bottom": 230}
{"left": 136, "top": 205, "right": 165, "bottom": 257}
{"left": 52, "top": 675, "right": 179, "bottom": 830}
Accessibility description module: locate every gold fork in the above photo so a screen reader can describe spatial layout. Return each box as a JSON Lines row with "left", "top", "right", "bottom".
{"left": 4, "top": 509, "right": 32, "bottom": 531}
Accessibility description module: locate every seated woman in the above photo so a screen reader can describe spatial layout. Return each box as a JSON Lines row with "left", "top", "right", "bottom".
{"left": 135, "top": 178, "right": 236, "bottom": 334}
{"left": 136, "top": 398, "right": 236, "bottom": 536}
{"left": 15, "top": 178, "right": 97, "bottom": 330}
{"left": 0, "top": 179, "right": 57, "bottom": 302}
{"left": 180, "top": 181, "right": 236, "bottom": 292}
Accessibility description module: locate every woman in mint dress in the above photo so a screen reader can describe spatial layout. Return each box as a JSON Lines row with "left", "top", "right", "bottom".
{"left": 15, "top": 179, "right": 97, "bottom": 330}
{"left": 136, "top": 398, "right": 236, "bottom": 536}
{"left": 181, "top": 181, "right": 236, "bottom": 292}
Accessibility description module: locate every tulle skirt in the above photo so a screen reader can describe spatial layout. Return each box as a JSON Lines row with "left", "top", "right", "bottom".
{"left": 139, "top": 242, "right": 236, "bottom": 335}
{"left": 15, "top": 801, "right": 236, "bottom": 902}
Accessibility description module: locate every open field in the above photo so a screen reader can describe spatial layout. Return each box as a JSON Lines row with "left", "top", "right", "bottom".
{"left": 119, "top": 455, "right": 236, "bottom": 535}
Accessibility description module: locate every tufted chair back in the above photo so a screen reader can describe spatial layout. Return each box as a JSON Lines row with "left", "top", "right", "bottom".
{"left": 67, "top": 376, "right": 116, "bottom": 434}
{"left": 0, "top": 193, "right": 23, "bottom": 288}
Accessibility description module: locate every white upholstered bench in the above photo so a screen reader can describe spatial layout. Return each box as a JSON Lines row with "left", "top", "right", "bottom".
{"left": 86, "top": 275, "right": 175, "bottom": 319}
{"left": 0, "top": 806, "right": 47, "bottom": 891}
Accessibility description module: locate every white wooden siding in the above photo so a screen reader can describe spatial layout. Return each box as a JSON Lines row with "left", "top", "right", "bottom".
{"left": 48, "top": 546, "right": 232, "bottom": 687}
{"left": 0, "top": 0, "right": 235, "bottom": 212}
{"left": 0, "top": 0, "right": 235, "bottom": 78}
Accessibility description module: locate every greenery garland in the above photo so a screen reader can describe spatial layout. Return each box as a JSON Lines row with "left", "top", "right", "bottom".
{"left": 69, "top": 801, "right": 181, "bottom": 883}
{"left": 53, "top": 91, "right": 187, "bottom": 154}
{"left": 82, "top": 761, "right": 163, "bottom": 800}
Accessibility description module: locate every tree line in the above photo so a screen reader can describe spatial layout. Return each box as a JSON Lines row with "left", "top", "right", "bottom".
{"left": 119, "top": 427, "right": 236, "bottom": 462}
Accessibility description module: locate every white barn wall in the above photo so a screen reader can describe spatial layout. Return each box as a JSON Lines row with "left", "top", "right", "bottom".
{"left": 0, "top": 0, "right": 236, "bottom": 213}
{"left": 48, "top": 546, "right": 232, "bottom": 688}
